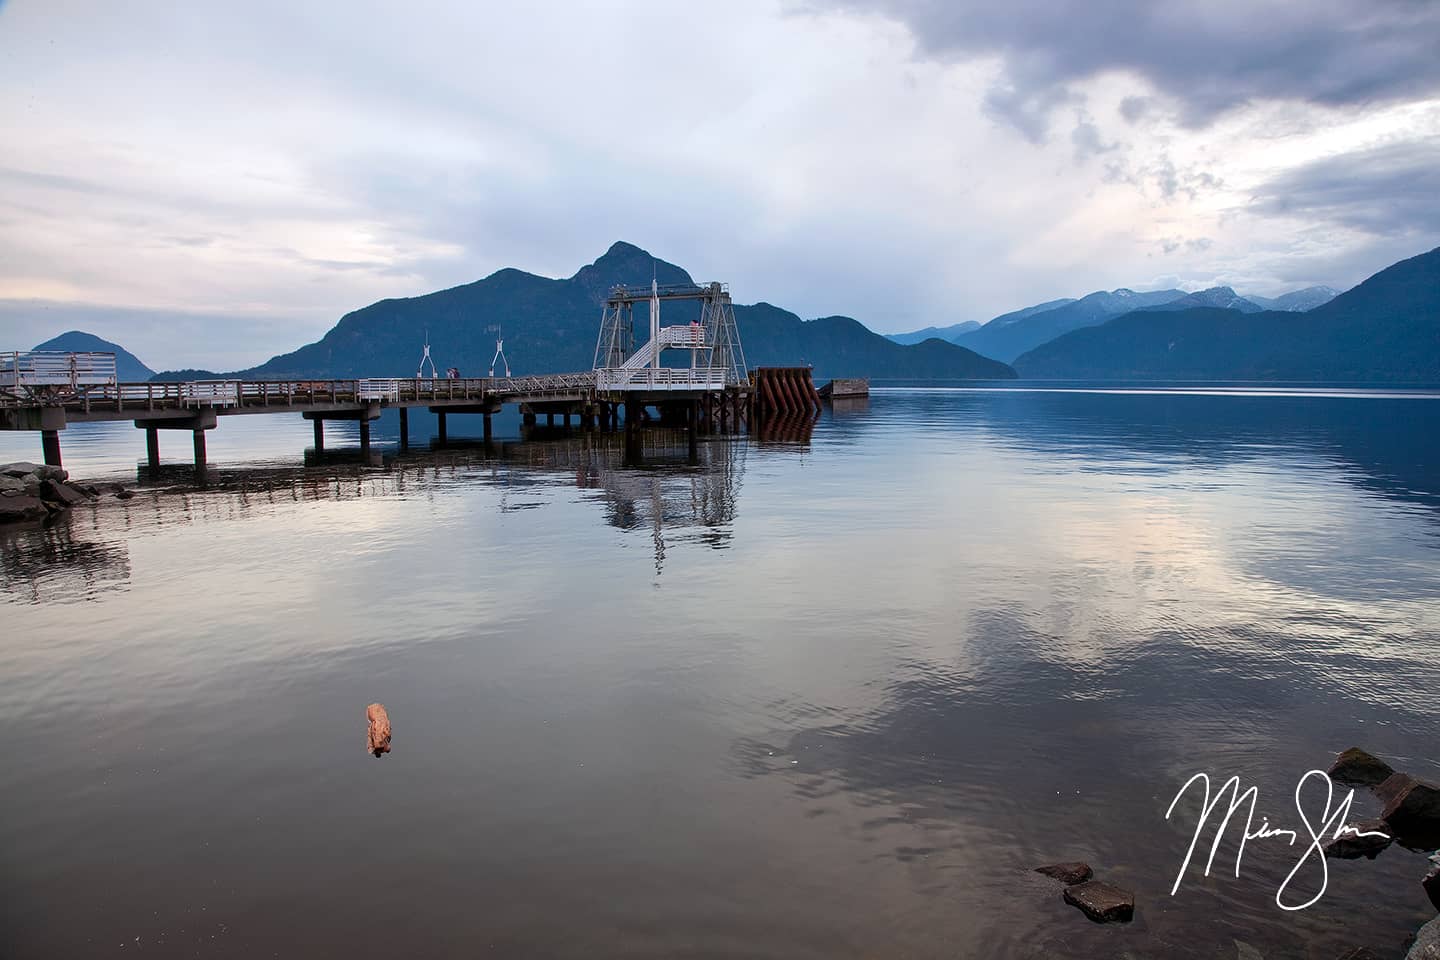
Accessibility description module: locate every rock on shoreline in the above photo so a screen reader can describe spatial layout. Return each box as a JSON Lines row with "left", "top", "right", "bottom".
{"left": 1322, "top": 819, "right": 1393, "bottom": 859}
{"left": 1329, "top": 747, "right": 1395, "bottom": 787}
{"left": 0, "top": 462, "right": 98, "bottom": 524}
{"left": 1408, "top": 916, "right": 1440, "bottom": 960}
{"left": 1034, "top": 862, "right": 1094, "bottom": 885}
{"left": 1062, "top": 880, "right": 1135, "bottom": 923}
{"left": 1378, "top": 773, "right": 1440, "bottom": 847}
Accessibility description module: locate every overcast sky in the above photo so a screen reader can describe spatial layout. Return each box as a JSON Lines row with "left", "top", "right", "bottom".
{"left": 1, "top": 0, "right": 1438, "bottom": 370}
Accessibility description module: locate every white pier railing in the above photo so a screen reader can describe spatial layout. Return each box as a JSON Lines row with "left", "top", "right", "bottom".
{"left": 595, "top": 366, "right": 731, "bottom": 392}
{"left": 357, "top": 378, "right": 400, "bottom": 401}
{"left": 0, "top": 351, "right": 117, "bottom": 388}
{"left": 180, "top": 381, "right": 241, "bottom": 407}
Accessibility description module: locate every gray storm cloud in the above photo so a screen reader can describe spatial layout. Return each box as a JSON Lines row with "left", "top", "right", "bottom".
{"left": 803, "top": 0, "right": 1440, "bottom": 136}
{"left": 1251, "top": 135, "right": 1440, "bottom": 235}
{"left": 1, "top": 0, "right": 1438, "bottom": 368}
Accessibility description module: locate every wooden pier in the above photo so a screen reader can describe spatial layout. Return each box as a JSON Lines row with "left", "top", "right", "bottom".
{"left": 0, "top": 368, "right": 754, "bottom": 471}
{"left": 2, "top": 278, "right": 830, "bottom": 473}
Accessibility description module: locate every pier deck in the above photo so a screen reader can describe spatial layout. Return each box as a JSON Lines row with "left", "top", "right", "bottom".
{"left": 1, "top": 370, "right": 754, "bottom": 470}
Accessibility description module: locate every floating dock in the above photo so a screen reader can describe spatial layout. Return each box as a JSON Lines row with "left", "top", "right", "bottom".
{"left": 819, "top": 378, "right": 868, "bottom": 399}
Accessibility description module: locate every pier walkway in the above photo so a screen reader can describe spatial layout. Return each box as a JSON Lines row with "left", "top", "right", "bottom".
{"left": 0, "top": 363, "right": 750, "bottom": 470}
{"left": 1, "top": 278, "right": 818, "bottom": 472}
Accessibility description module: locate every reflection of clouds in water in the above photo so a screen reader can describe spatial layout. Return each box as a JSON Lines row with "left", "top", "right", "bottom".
{"left": 5, "top": 392, "right": 1440, "bottom": 959}
{"left": 731, "top": 601, "right": 1440, "bottom": 957}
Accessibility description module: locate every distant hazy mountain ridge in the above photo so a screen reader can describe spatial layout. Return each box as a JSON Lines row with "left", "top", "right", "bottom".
{"left": 1245, "top": 286, "right": 1340, "bottom": 312}
{"left": 884, "top": 320, "right": 982, "bottom": 346}
{"left": 954, "top": 288, "right": 1188, "bottom": 363}
{"left": 1014, "top": 247, "right": 1440, "bottom": 381}
{"left": 1144, "top": 287, "right": 1264, "bottom": 313}
{"left": 887, "top": 285, "right": 1341, "bottom": 359}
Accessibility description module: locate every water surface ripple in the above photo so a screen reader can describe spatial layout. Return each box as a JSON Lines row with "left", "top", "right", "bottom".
{"left": 2, "top": 388, "right": 1439, "bottom": 958}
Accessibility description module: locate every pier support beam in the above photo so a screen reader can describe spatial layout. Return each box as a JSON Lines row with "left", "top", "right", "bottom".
{"left": 687, "top": 400, "right": 699, "bottom": 464}
{"left": 547, "top": 413, "right": 554, "bottom": 427}
{"left": 437, "top": 411, "right": 448, "bottom": 444}
{"left": 135, "top": 408, "right": 216, "bottom": 476}
{"left": 624, "top": 400, "right": 643, "bottom": 464}
{"left": 41, "top": 429, "right": 62, "bottom": 468}
{"left": 483, "top": 413, "right": 492, "bottom": 442}
{"left": 301, "top": 403, "right": 380, "bottom": 453}
{"left": 399, "top": 408, "right": 409, "bottom": 450}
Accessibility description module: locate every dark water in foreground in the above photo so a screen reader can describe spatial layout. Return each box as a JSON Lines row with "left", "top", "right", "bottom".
{"left": 3, "top": 387, "right": 1440, "bottom": 958}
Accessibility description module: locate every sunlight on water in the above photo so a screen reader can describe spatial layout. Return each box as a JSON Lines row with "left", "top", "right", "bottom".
{"left": 3, "top": 388, "right": 1439, "bottom": 958}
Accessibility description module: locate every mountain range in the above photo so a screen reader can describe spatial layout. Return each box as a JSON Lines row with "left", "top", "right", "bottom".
{"left": 1245, "top": 286, "right": 1341, "bottom": 312}
{"left": 888, "top": 284, "right": 1341, "bottom": 363}
{"left": 955, "top": 287, "right": 1189, "bottom": 363}
{"left": 151, "top": 242, "right": 1014, "bottom": 382}
{"left": 884, "top": 319, "right": 983, "bottom": 345}
{"left": 1014, "top": 247, "right": 1440, "bottom": 381}
{"left": 28, "top": 243, "right": 1437, "bottom": 387}
{"left": 1144, "top": 286, "right": 1264, "bottom": 314}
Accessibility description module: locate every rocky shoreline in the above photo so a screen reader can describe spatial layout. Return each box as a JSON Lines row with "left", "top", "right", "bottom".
{"left": 1032, "top": 746, "right": 1440, "bottom": 956}
{"left": 0, "top": 461, "right": 104, "bottom": 525}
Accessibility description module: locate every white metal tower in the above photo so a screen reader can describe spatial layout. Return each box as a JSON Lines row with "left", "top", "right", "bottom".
{"left": 416, "top": 329, "right": 438, "bottom": 378}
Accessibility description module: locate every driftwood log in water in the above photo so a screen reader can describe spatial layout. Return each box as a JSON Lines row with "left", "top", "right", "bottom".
{"left": 366, "top": 703, "right": 392, "bottom": 756}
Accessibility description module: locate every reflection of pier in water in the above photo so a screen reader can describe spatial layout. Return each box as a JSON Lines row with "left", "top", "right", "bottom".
{"left": 429, "top": 429, "right": 745, "bottom": 573}
{"left": 3, "top": 431, "right": 752, "bottom": 600}
{"left": 1, "top": 515, "right": 132, "bottom": 603}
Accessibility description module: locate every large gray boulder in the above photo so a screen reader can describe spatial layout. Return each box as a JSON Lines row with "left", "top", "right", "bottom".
{"left": 0, "top": 463, "right": 92, "bottom": 524}
{"left": 40, "top": 479, "right": 88, "bottom": 508}
{"left": 1408, "top": 916, "right": 1440, "bottom": 960}
{"left": 0, "top": 495, "right": 48, "bottom": 523}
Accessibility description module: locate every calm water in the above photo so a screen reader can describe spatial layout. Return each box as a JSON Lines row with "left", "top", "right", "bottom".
{"left": 3, "top": 387, "right": 1440, "bottom": 958}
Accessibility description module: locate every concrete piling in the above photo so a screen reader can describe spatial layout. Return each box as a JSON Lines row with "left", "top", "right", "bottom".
{"left": 41, "top": 429, "right": 62, "bottom": 468}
